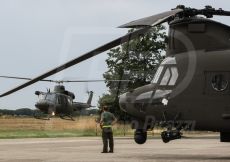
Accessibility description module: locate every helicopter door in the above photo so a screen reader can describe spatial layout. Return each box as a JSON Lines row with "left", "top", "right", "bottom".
{"left": 204, "top": 72, "right": 230, "bottom": 120}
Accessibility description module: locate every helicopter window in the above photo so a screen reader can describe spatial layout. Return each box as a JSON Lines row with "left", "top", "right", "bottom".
{"left": 38, "top": 94, "right": 46, "bottom": 100}
{"left": 152, "top": 66, "right": 164, "bottom": 83}
{"left": 67, "top": 97, "right": 72, "bottom": 104}
{"left": 154, "top": 90, "right": 172, "bottom": 99}
{"left": 212, "top": 74, "right": 228, "bottom": 92}
{"left": 160, "top": 68, "right": 171, "bottom": 85}
{"left": 160, "top": 67, "right": 179, "bottom": 86}
{"left": 57, "top": 95, "right": 68, "bottom": 105}
{"left": 45, "top": 94, "right": 56, "bottom": 101}
{"left": 168, "top": 67, "right": 179, "bottom": 86}
{"left": 152, "top": 57, "right": 177, "bottom": 84}
{"left": 161, "top": 57, "right": 177, "bottom": 65}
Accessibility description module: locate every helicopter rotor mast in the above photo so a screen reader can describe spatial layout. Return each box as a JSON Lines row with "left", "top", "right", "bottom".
{"left": 175, "top": 5, "right": 230, "bottom": 18}
{"left": 119, "top": 5, "right": 230, "bottom": 29}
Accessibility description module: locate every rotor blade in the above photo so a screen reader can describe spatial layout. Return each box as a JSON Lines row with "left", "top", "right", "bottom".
{"left": 62, "top": 79, "right": 130, "bottom": 83}
{"left": 0, "top": 76, "right": 31, "bottom": 81}
{"left": 0, "top": 76, "right": 130, "bottom": 83}
{"left": 0, "top": 27, "right": 150, "bottom": 97}
{"left": 0, "top": 75, "right": 56, "bottom": 82}
{"left": 118, "top": 9, "right": 183, "bottom": 28}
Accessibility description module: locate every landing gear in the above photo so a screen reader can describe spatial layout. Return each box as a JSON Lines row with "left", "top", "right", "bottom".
{"left": 161, "top": 130, "right": 182, "bottom": 143}
{"left": 34, "top": 112, "right": 51, "bottom": 120}
{"left": 134, "top": 129, "right": 147, "bottom": 144}
{"left": 220, "top": 132, "right": 230, "bottom": 142}
{"left": 60, "top": 114, "right": 75, "bottom": 121}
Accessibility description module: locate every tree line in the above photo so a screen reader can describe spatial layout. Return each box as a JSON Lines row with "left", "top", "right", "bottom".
{"left": 0, "top": 108, "right": 36, "bottom": 116}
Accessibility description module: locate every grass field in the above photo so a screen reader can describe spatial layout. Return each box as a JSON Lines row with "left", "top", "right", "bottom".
{"left": 0, "top": 116, "right": 217, "bottom": 139}
{"left": 0, "top": 116, "right": 135, "bottom": 138}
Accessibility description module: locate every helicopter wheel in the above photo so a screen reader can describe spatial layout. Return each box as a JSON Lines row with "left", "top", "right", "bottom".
{"left": 161, "top": 130, "right": 182, "bottom": 143}
{"left": 134, "top": 129, "right": 147, "bottom": 144}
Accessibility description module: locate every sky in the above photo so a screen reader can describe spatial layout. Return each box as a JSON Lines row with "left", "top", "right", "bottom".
{"left": 0, "top": 0, "right": 230, "bottom": 109}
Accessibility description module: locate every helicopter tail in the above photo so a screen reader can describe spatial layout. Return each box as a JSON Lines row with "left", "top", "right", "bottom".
{"left": 87, "top": 91, "right": 93, "bottom": 106}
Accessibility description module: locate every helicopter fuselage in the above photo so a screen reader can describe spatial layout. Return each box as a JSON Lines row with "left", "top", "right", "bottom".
{"left": 34, "top": 85, "right": 94, "bottom": 119}
{"left": 119, "top": 17, "right": 230, "bottom": 143}
{"left": 35, "top": 92, "right": 74, "bottom": 116}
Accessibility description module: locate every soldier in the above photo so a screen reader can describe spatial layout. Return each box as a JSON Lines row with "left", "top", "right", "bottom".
{"left": 100, "top": 105, "right": 117, "bottom": 153}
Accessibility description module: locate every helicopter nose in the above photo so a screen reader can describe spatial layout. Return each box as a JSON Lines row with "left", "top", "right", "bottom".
{"left": 35, "top": 102, "right": 49, "bottom": 110}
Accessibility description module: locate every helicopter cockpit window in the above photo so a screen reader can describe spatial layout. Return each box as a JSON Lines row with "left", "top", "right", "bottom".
{"left": 168, "top": 67, "right": 179, "bottom": 86}
{"left": 160, "top": 68, "right": 171, "bottom": 85}
{"left": 67, "top": 97, "right": 72, "bottom": 104}
{"left": 152, "top": 57, "right": 178, "bottom": 85}
{"left": 160, "top": 67, "right": 179, "bottom": 86}
{"left": 152, "top": 66, "right": 164, "bottom": 83}
{"left": 212, "top": 74, "right": 228, "bottom": 91}
{"left": 57, "top": 95, "right": 68, "bottom": 105}
{"left": 45, "top": 94, "right": 56, "bottom": 101}
{"left": 38, "top": 93, "right": 46, "bottom": 100}
{"left": 161, "top": 57, "right": 177, "bottom": 65}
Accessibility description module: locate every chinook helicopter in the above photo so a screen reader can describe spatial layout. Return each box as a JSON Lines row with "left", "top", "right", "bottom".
{"left": 1, "top": 5, "right": 230, "bottom": 143}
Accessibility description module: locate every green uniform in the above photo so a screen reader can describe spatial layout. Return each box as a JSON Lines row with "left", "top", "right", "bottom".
{"left": 101, "top": 111, "right": 116, "bottom": 152}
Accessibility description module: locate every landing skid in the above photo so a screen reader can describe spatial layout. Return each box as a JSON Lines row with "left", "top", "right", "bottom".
{"left": 60, "top": 115, "right": 75, "bottom": 121}
{"left": 34, "top": 113, "right": 51, "bottom": 120}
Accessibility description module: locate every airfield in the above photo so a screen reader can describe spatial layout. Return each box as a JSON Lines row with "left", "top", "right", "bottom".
{"left": 0, "top": 137, "right": 230, "bottom": 162}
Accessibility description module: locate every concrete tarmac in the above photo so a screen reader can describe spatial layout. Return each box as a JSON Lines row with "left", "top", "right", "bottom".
{"left": 0, "top": 137, "right": 229, "bottom": 162}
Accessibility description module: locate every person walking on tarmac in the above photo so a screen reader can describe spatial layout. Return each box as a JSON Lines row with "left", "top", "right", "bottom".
{"left": 100, "top": 105, "right": 117, "bottom": 153}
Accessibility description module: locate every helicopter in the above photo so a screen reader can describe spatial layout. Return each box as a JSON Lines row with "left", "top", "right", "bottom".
{"left": 34, "top": 84, "right": 94, "bottom": 121}
{"left": 0, "top": 76, "right": 98, "bottom": 120}
{"left": 0, "top": 76, "right": 129, "bottom": 120}
{"left": 1, "top": 5, "right": 230, "bottom": 144}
